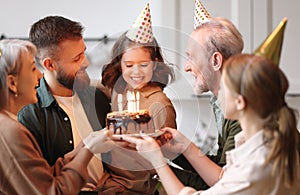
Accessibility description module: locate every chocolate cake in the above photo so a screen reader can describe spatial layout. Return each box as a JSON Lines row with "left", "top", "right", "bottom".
{"left": 106, "top": 109, "right": 155, "bottom": 134}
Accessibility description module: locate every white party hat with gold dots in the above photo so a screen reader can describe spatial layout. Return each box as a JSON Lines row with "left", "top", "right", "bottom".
{"left": 194, "top": 0, "right": 211, "bottom": 29}
{"left": 126, "top": 3, "right": 154, "bottom": 44}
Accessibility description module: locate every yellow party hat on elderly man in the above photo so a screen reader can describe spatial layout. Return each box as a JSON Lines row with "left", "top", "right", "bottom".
{"left": 253, "top": 17, "right": 288, "bottom": 66}
{"left": 126, "top": 3, "right": 153, "bottom": 44}
{"left": 194, "top": 0, "right": 211, "bottom": 29}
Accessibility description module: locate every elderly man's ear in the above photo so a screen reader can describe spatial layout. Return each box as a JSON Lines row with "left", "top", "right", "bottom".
{"left": 212, "top": 52, "right": 223, "bottom": 71}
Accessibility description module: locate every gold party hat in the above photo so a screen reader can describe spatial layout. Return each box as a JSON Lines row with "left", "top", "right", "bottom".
{"left": 194, "top": 0, "right": 211, "bottom": 29}
{"left": 126, "top": 3, "right": 153, "bottom": 44}
{"left": 253, "top": 17, "right": 288, "bottom": 66}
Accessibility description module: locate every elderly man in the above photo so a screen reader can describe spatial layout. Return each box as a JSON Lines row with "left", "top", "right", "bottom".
{"left": 171, "top": 16, "right": 244, "bottom": 190}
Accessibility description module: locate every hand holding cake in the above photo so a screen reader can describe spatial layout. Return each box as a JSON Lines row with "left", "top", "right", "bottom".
{"left": 83, "top": 129, "right": 115, "bottom": 154}
{"left": 122, "top": 132, "right": 167, "bottom": 168}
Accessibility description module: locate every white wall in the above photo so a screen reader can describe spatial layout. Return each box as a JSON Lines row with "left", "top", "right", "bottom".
{"left": 0, "top": 0, "right": 165, "bottom": 37}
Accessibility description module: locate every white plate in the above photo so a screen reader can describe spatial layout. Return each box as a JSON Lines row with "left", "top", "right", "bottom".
{"left": 111, "top": 129, "right": 164, "bottom": 140}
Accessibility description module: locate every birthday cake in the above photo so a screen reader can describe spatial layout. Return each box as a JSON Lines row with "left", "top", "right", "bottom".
{"left": 106, "top": 109, "right": 155, "bottom": 134}
{"left": 106, "top": 91, "right": 155, "bottom": 135}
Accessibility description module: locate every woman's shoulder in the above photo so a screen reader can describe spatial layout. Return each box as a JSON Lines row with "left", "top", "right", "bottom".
{"left": 0, "top": 114, "right": 33, "bottom": 149}
{"left": 0, "top": 113, "right": 37, "bottom": 139}
{"left": 0, "top": 113, "right": 42, "bottom": 156}
{"left": 0, "top": 113, "right": 21, "bottom": 132}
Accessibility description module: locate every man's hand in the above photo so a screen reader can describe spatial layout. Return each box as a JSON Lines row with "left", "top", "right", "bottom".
{"left": 83, "top": 129, "right": 115, "bottom": 154}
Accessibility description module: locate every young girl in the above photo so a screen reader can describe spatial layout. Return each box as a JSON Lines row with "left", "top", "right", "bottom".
{"left": 100, "top": 3, "right": 177, "bottom": 194}
{"left": 123, "top": 54, "right": 300, "bottom": 194}
{"left": 101, "top": 32, "right": 176, "bottom": 130}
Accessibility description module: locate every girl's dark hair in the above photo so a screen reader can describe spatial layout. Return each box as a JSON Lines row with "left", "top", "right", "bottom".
{"left": 101, "top": 32, "right": 174, "bottom": 93}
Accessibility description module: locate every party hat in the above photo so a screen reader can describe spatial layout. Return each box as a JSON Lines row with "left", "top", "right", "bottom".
{"left": 194, "top": 0, "right": 211, "bottom": 29}
{"left": 126, "top": 3, "right": 153, "bottom": 44}
{"left": 253, "top": 17, "right": 288, "bottom": 66}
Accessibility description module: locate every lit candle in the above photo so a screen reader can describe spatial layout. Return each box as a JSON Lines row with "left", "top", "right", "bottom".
{"left": 127, "top": 91, "right": 135, "bottom": 113}
{"left": 136, "top": 91, "right": 140, "bottom": 111}
{"left": 131, "top": 91, "right": 135, "bottom": 113}
{"left": 127, "top": 91, "right": 131, "bottom": 112}
{"left": 118, "top": 94, "right": 123, "bottom": 112}
{"left": 133, "top": 91, "right": 136, "bottom": 112}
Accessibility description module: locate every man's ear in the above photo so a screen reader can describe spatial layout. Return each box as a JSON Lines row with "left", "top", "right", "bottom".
{"left": 236, "top": 94, "right": 246, "bottom": 111}
{"left": 212, "top": 52, "right": 223, "bottom": 71}
{"left": 42, "top": 58, "right": 56, "bottom": 71}
{"left": 7, "top": 74, "right": 18, "bottom": 95}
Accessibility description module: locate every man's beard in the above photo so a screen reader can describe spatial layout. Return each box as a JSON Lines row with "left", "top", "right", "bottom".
{"left": 56, "top": 68, "right": 90, "bottom": 91}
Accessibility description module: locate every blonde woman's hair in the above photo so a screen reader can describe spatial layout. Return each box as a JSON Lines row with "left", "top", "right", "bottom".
{"left": 0, "top": 39, "right": 37, "bottom": 110}
{"left": 223, "top": 53, "right": 299, "bottom": 188}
